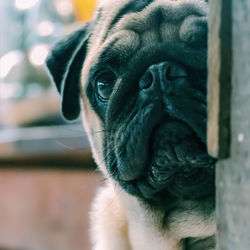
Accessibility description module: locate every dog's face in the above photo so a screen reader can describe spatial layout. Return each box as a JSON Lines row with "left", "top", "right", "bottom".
{"left": 47, "top": 0, "right": 215, "bottom": 212}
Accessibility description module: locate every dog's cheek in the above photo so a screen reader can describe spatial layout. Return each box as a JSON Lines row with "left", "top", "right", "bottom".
{"left": 81, "top": 94, "right": 108, "bottom": 175}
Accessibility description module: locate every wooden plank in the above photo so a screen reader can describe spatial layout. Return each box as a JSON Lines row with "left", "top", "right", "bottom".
{"left": 214, "top": 0, "right": 250, "bottom": 249}
{"left": 0, "top": 151, "right": 96, "bottom": 169}
{"left": 207, "top": 0, "right": 232, "bottom": 158}
{"left": 0, "top": 125, "right": 90, "bottom": 158}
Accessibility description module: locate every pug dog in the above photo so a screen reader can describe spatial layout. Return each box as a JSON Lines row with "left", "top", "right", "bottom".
{"left": 46, "top": 0, "right": 216, "bottom": 249}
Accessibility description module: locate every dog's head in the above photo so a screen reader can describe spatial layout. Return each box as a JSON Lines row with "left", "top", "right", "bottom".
{"left": 47, "top": 0, "right": 215, "bottom": 211}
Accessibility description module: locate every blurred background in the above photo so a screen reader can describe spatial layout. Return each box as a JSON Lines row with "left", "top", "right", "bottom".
{"left": 0, "top": 1, "right": 102, "bottom": 249}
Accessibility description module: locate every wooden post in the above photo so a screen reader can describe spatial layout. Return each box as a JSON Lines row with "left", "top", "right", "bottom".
{"left": 207, "top": 0, "right": 232, "bottom": 159}
{"left": 208, "top": 0, "right": 250, "bottom": 249}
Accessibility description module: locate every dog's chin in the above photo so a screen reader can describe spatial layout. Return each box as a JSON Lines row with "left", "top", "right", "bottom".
{"left": 116, "top": 119, "right": 215, "bottom": 209}
{"left": 147, "top": 120, "right": 215, "bottom": 197}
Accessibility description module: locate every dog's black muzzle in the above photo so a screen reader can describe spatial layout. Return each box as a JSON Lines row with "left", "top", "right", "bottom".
{"left": 138, "top": 60, "right": 207, "bottom": 142}
{"left": 113, "top": 60, "right": 215, "bottom": 203}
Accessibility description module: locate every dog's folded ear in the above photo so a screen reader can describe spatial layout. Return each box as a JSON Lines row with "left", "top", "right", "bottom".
{"left": 46, "top": 23, "right": 90, "bottom": 120}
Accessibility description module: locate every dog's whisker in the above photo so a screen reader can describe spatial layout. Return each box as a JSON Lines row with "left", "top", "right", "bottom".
{"left": 54, "top": 140, "right": 74, "bottom": 150}
{"left": 80, "top": 177, "right": 105, "bottom": 190}
{"left": 93, "top": 129, "right": 107, "bottom": 134}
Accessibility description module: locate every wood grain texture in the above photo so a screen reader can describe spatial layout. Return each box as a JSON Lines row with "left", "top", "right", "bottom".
{"left": 207, "top": 0, "right": 232, "bottom": 158}
{"left": 216, "top": 0, "right": 250, "bottom": 249}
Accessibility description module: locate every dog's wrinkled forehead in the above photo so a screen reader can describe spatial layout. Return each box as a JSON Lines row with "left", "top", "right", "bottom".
{"left": 94, "top": 0, "right": 208, "bottom": 39}
{"left": 84, "top": 0, "right": 208, "bottom": 79}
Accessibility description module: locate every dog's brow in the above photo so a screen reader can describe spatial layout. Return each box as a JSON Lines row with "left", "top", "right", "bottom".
{"left": 104, "top": 0, "right": 154, "bottom": 41}
{"left": 91, "top": 34, "right": 139, "bottom": 71}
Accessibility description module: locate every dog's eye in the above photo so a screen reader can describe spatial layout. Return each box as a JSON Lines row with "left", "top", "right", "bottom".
{"left": 96, "top": 71, "right": 116, "bottom": 101}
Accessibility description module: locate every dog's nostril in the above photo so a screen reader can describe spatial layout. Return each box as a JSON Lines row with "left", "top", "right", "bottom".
{"left": 139, "top": 71, "right": 154, "bottom": 90}
{"left": 165, "top": 67, "right": 173, "bottom": 81}
{"left": 139, "top": 62, "right": 188, "bottom": 93}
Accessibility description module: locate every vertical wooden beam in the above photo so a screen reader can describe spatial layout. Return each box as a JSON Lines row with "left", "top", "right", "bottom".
{"left": 207, "top": 0, "right": 232, "bottom": 158}
{"left": 208, "top": 0, "right": 250, "bottom": 249}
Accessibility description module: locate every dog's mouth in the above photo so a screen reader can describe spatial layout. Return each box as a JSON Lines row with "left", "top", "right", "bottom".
{"left": 116, "top": 117, "right": 215, "bottom": 205}
{"left": 147, "top": 119, "right": 215, "bottom": 198}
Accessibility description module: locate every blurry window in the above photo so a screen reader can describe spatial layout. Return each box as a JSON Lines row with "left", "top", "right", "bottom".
{"left": 0, "top": 0, "right": 96, "bottom": 161}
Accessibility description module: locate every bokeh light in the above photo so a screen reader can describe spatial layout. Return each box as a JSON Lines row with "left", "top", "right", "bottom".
{"left": 28, "top": 44, "right": 49, "bottom": 66}
{"left": 55, "top": 0, "right": 74, "bottom": 16}
{"left": 14, "top": 0, "right": 40, "bottom": 11}
{"left": 0, "top": 50, "right": 24, "bottom": 79}
{"left": 37, "top": 21, "right": 55, "bottom": 37}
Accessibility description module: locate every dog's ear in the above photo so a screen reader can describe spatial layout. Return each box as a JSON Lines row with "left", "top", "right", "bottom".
{"left": 46, "top": 23, "right": 90, "bottom": 120}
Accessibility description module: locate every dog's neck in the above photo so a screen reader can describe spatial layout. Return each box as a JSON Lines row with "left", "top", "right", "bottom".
{"left": 115, "top": 182, "right": 215, "bottom": 249}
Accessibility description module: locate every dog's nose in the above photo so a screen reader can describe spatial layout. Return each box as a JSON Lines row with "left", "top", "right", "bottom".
{"left": 139, "top": 61, "right": 187, "bottom": 95}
